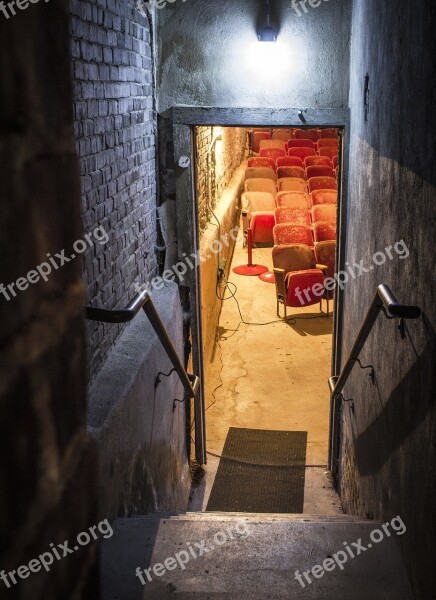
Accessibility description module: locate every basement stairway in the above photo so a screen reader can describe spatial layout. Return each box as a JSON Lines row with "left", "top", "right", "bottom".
{"left": 101, "top": 512, "right": 414, "bottom": 599}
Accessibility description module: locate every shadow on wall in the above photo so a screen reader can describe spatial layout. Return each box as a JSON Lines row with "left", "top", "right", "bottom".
{"left": 353, "top": 314, "right": 436, "bottom": 476}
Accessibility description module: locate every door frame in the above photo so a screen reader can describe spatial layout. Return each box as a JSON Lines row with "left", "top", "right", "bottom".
{"left": 167, "top": 106, "right": 350, "bottom": 467}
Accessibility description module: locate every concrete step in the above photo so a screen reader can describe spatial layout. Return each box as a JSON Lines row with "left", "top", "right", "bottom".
{"left": 101, "top": 512, "right": 414, "bottom": 600}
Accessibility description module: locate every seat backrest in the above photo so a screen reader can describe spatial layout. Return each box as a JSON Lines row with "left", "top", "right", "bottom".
{"left": 277, "top": 166, "right": 306, "bottom": 180}
{"left": 332, "top": 155, "right": 339, "bottom": 169}
{"left": 273, "top": 224, "right": 313, "bottom": 246}
{"left": 241, "top": 192, "right": 276, "bottom": 215}
{"left": 317, "top": 138, "right": 339, "bottom": 149}
{"left": 313, "top": 221, "right": 337, "bottom": 243}
{"left": 308, "top": 176, "right": 338, "bottom": 193}
{"left": 288, "top": 139, "right": 315, "bottom": 149}
{"left": 260, "top": 147, "right": 286, "bottom": 160}
{"left": 318, "top": 147, "right": 338, "bottom": 160}
{"left": 319, "top": 128, "right": 338, "bottom": 138}
{"left": 311, "top": 204, "right": 337, "bottom": 222}
{"left": 247, "top": 157, "right": 276, "bottom": 169}
{"left": 294, "top": 129, "right": 319, "bottom": 142}
{"left": 252, "top": 131, "right": 270, "bottom": 153}
{"left": 315, "top": 241, "right": 336, "bottom": 278}
{"left": 306, "top": 165, "right": 335, "bottom": 179}
{"left": 288, "top": 147, "right": 316, "bottom": 159}
{"left": 272, "top": 244, "right": 316, "bottom": 272}
{"left": 304, "top": 156, "right": 332, "bottom": 168}
{"left": 276, "top": 156, "right": 304, "bottom": 168}
{"left": 274, "top": 207, "right": 311, "bottom": 226}
{"left": 244, "top": 178, "right": 277, "bottom": 196}
{"left": 245, "top": 167, "right": 277, "bottom": 182}
{"left": 277, "top": 177, "right": 308, "bottom": 193}
{"left": 276, "top": 192, "right": 309, "bottom": 209}
{"left": 259, "top": 139, "right": 286, "bottom": 150}
{"left": 310, "top": 190, "right": 338, "bottom": 206}
{"left": 272, "top": 129, "right": 293, "bottom": 142}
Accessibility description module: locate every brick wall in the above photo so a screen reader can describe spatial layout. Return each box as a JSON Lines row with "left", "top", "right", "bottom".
{"left": 70, "top": 0, "right": 158, "bottom": 376}
{"left": 0, "top": 2, "right": 98, "bottom": 598}
{"left": 196, "top": 127, "right": 247, "bottom": 232}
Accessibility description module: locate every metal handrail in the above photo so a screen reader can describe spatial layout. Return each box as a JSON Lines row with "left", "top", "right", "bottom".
{"left": 85, "top": 291, "right": 200, "bottom": 399}
{"left": 328, "top": 284, "right": 421, "bottom": 472}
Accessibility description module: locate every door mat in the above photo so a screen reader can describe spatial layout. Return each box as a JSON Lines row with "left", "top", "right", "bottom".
{"left": 206, "top": 428, "right": 307, "bottom": 513}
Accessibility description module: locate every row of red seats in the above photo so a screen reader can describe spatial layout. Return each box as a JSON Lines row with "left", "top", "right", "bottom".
{"left": 244, "top": 173, "right": 338, "bottom": 196}
{"left": 246, "top": 164, "right": 336, "bottom": 181}
{"left": 241, "top": 190, "right": 337, "bottom": 246}
{"left": 248, "top": 154, "right": 339, "bottom": 172}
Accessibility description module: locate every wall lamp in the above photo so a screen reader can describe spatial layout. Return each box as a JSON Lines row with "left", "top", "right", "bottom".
{"left": 258, "top": 0, "right": 277, "bottom": 42}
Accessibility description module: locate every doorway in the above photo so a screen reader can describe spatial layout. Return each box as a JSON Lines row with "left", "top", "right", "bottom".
{"left": 170, "top": 108, "right": 350, "bottom": 503}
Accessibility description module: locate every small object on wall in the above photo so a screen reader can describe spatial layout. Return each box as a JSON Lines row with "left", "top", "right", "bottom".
{"left": 178, "top": 155, "right": 191, "bottom": 168}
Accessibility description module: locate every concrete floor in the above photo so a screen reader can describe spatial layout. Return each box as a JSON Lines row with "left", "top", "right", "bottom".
{"left": 189, "top": 236, "right": 342, "bottom": 514}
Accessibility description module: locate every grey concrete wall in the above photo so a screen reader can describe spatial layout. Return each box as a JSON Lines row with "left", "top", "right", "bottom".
{"left": 70, "top": 0, "right": 158, "bottom": 376}
{"left": 339, "top": 1, "right": 436, "bottom": 598}
{"left": 0, "top": 2, "right": 98, "bottom": 597}
{"left": 88, "top": 282, "right": 191, "bottom": 520}
{"left": 156, "top": 0, "right": 352, "bottom": 112}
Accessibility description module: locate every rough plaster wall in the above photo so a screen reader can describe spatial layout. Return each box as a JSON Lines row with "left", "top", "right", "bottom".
{"left": 340, "top": 1, "right": 436, "bottom": 598}
{"left": 88, "top": 283, "right": 190, "bottom": 519}
{"left": 70, "top": 0, "right": 158, "bottom": 376}
{"left": 156, "top": 0, "right": 352, "bottom": 111}
{"left": 0, "top": 2, "right": 98, "bottom": 598}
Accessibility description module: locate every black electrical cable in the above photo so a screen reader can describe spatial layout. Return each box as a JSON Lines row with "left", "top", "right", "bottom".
{"left": 216, "top": 276, "right": 329, "bottom": 327}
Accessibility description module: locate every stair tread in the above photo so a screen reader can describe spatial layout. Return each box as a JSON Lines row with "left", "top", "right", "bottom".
{"left": 101, "top": 513, "right": 413, "bottom": 600}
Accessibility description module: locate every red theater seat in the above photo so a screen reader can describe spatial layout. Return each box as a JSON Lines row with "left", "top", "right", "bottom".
{"left": 277, "top": 177, "right": 308, "bottom": 193}
{"left": 317, "top": 138, "right": 339, "bottom": 149}
{"left": 244, "top": 178, "right": 277, "bottom": 197}
{"left": 294, "top": 129, "right": 319, "bottom": 142}
{"left": 305, "top": 156, "right": 332, "bottom": 168}
{"left": 310, "top": 190, "right": 338, "bottom": 206}
{"left": 288, "top": 139, "right": 315, "bottom": 149}
{"left": 252, "top": 131, "right": 269, "bottom": 154}
{"left": 308, "top": 177, "right": 338, "bottom": 193}
{"left": 306, "top": 165, "right": 335, "bottom": 179}
{"left": 311, "top": 204, "right": 337, "bottom": 223}
{"left": 275, "top": 207, "right": 311, "bottom": 226}
{"left": 318, "top": 148, "right": 338, "bottom": 161}
{"left": 288, "top": 147, "right": 316, "bottom": 160}
{"left": 247, "top": 157, "right": 276, "bottom": 169}
{"left": 259, "top": 139, "right": 286, "bottom": 151}
{"left": 277, "top": 166, "right": 306, "bottom": 180}
{"left": 273, "top": 223, "right": 313, "bottom": 246}
{"left": 319, "top": 128, "right": 337, "bottom": 138}
{"left": 245, "top": 167, "right": 277, "bottom": 182}
{"left": 272, "top": 244, "right": 325, "bottom": 318}
{"left": 313, "top": 221, "right": 337, "bottom": 243}
{"left": 276, "top": 192, "right": 310, "bottom": 209}
{"left": 260, "top": 147, "right": 287, "bottom": 161}
{"left": 276, "top": 156, "right": 304, "bottom": 168}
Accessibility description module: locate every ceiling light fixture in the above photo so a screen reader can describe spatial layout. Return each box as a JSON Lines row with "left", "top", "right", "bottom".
{"left": 258, "top": 0, "right": 277, "bottom": 42}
